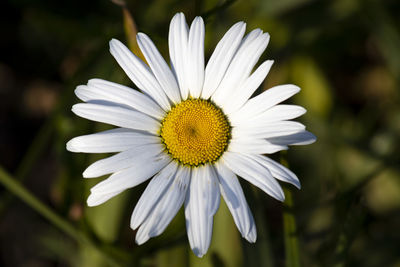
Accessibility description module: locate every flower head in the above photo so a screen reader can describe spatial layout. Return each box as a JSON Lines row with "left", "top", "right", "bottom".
{"left": 67, "top": 12, "right": 316, "bottom": 257}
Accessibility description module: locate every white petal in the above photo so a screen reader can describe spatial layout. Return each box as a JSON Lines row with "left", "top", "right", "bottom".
{"left": 201, "top": 22, "right": 246, "bottom": 99}
{"left": 169, "top": 13, "right": 189, "bottom": 100}
{"left": 228, "top": 138, "right": 287, "bottom": 154}
{"left": 215, "top": 162, "right": 256, "bottom": 242}
{"left": 87, "top": 188, "right": 124, "bottom": 207}
{"left": 250, "top": 155, "right": 300, "bottom": 189}
{"left": 83, "top": 143, "right": 164, "bottom": 178}
{"left": 222, "top": 152, "right": 285, "bottom": 201}
{"left": 66, "top": 128, "right": 159, "bottom": 153}
{"left": 256, "top": 104, "right": 306, "bottom": 122}
{"left": 212, "top": 32, "right": 270, "bottom": 108}
{"left": 232, "top": 104, "right": 306, "bottom": 127}
{"left": 87, "top": 153, "right": 170, "bottom": 206}
{"left": 136, "top": 33, "right": 181, "bottom": 104}
{"left": 75, "top": 79, "right": 165, "bottom": 120}
{"left": 130, "top": 161, "right": 178, "bottom": 230}
{"left": 230, "top": 84, "right": 300, "bottom": 124}
{"left": 109, "top": 39, "right": 171, "bottom": 111}
{"left": 232, "top": 121, "right": 306, "bottom": 139}
{"left": 224, "top": 60, "right": 274, "bottom": 114}
{"left": 186, "top": 17, "right": 205, "bottom": 98}
{"left": 239, "top": 28, "right": 263, "bottom": 48}
{"left": 268, "top": 131, "right": 317, "bottom": 146}
{"left": 135, "top": 166, "right": 190, "bottom": 244}
{"left": 185, "top": 165, "right": 220, "bottom": 257}
{"left": 72, "top": 102, "right": 160, "bottom": 134}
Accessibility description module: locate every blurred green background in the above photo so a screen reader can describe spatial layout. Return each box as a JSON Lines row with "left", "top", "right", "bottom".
{"left": 1, "top": 0, "right": 400, "bottom": 266}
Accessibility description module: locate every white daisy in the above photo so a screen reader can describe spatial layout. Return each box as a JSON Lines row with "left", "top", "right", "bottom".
{"left": 67, "top": 13, "right": 316, "bottom": 257}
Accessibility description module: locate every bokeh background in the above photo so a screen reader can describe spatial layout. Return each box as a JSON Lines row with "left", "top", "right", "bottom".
{"left": 1, "top": 0, "right": 399, "bottom": 266}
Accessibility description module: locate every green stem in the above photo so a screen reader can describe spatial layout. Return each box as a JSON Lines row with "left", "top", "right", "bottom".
{"left": 0, "top": 118, "right": 54, "bottom": 214}
{"left": 0, "top": 166, "right": 81, "bottom": 239}
{"left": 0, "top": 166, "right": 122, "bottom": 267}
{"left": 281, "top": 154, "right": 301, "bottom": 267}
{"left": 16, "top": 118, "right": 54, "bottom": 181}
{"left": 282, "top": 187, "right": 301, "bottom": 267}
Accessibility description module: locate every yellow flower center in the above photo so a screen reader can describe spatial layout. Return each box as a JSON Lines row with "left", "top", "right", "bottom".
{"left": 160, "top": 99, "right": 231, "bottom": 166}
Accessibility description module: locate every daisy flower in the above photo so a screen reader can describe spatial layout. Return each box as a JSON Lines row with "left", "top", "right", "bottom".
{"left": 67, "top": 13, "right": 316, "bottom": 257}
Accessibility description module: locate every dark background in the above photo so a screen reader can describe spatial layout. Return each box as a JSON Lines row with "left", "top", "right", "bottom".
{"left": 1, "top": 0, "right": 399, "bottom": 266}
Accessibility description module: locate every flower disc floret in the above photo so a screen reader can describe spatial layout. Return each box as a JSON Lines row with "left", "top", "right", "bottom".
{"left": 160, "top": 99, "right": 231, "bottom": 166}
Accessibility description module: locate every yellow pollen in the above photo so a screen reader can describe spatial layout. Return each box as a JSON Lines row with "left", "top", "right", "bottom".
{"left": 160, "top": 99, "right": 231, "bottom": 166}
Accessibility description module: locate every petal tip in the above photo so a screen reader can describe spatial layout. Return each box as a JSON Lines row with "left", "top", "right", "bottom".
{"left": 130, "top": 217, "right": 140, "bottom": 231}
{"left": 292, "top": 84, "right": 301, "bottom": 93}
{"left": 82, "top": 168, "right": 94, "bottom": 178}
{"left": 275, "top": 189, "right": 286, "bottom": 202}
{"left": 245, "top": 231, "right": 257, "bottom": 243}
{"left": 109, "top": 38, "right": 119, "bottom": 44}
{"left": 66, "top": 139, "right": 77, "bottom": 152}
{"left": 294, "top": 180, "right": 301, "bottom": 190}
{"left": 175, "top": 12, "right": 185, "bottom": 18}
{"left": 87, "top": 194, "right": 99, "bottom": 207}
{"left": 136, "top": 32, "right": 146, "bottom": 40}
{"left": 135, "top": 233, "right": 149, "bottom": 245}
{"left": 308, "top": 132, "right": 317, "bottom": 143}
{"left": 109, "top": 38, "right": 117, "bottom": 48}
{"left": 192, "top": 248, "right": 205, "bottom": 258}
{"left": 71, "top": 104, "right": 80, "bottom": 114}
